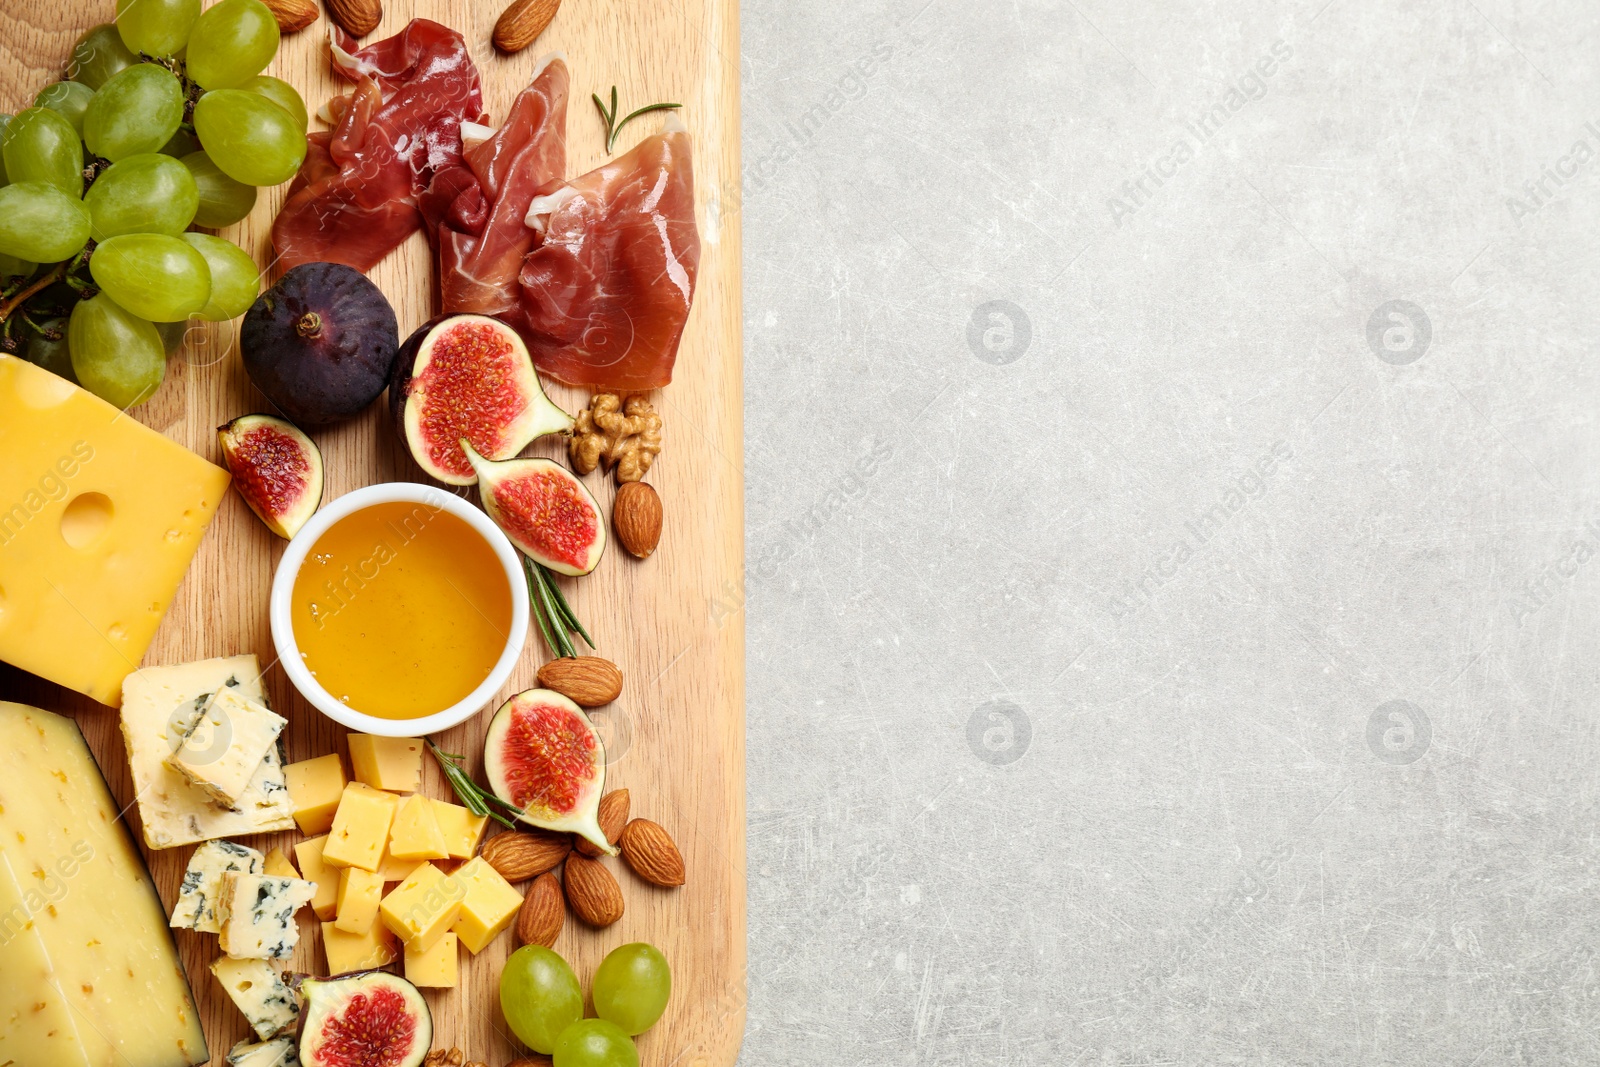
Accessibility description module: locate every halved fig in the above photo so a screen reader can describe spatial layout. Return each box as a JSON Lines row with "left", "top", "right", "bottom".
{"left": 463, "top": 443, "right": 605, "bottom": 575}
{"left": 299, "top": 972, "right": 431, "bottom": 1067}
{"left": 484, "top": 689, "right": 615, "bottom": 855}
{"left": 218, "top": 414, "right": 324, "bottom": 539}
{"left": 391, "top": 314, "right": 573, "bottom": 486}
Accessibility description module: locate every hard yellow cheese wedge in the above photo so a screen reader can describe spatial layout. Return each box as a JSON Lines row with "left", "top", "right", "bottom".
{"left": 284, "top": 754, "right": 348, "bottom": 835}
{"left": 0, "top": 701, "right": 209, "bottom": 1066}
{"left": 388, "top": 793, "right": 449, "bottom": 861}
{"left": 347, "top": 734, "right": 423, "bottom": 792}
{"left": 431, "top": 798, "right": 488, "bottom": 859}
{"left": 0, "top": 355, "right": 229, "bottom": 706}
{"left": 322, "top": 783, "right": 398, "bottom": 871}
{"left": 321, "top": 920, "right": 399, "bottom": 975}
{"left": 449, "top": 856, "right": 525, "bottom": 954}
{"left": 404, "top": 931, "right": 458, "bottom": 988}
{"left": 379, "top": 862, "right": 463, "bottom": 952}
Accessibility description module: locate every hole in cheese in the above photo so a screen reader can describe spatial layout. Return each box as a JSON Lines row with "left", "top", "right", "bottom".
{"left": 60, "top": 492, "right": 114, "bottom": 549}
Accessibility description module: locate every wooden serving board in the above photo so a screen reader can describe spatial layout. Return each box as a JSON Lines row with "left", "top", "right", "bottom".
{"left": 0, "top": 1, "right": 744, "bottom": 1064}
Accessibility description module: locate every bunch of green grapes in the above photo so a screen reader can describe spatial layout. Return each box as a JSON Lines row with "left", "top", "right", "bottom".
{"left": 500, "top": 944, "right": 671, "bottom": 1067}
{"left": 0, "top": 0, "right": 307, "bottom": 408}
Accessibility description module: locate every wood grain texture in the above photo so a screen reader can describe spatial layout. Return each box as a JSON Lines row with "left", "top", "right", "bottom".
{"left": 0, "top": 1, "right": 744, "bottom": 1063}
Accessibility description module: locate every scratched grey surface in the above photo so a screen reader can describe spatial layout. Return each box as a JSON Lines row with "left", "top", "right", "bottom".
{"left": 736, "top": 0, "right": 1600, "bottom": 1063}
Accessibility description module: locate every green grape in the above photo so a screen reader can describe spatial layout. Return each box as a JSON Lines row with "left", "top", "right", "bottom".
{"left": 83, "top": 64, "right": 183, "bottom": 162}
{"left": 115, "top": 0, "right": 201, "bottom": 57}
{"left": 68, "top": 24, "right": 138, "bottom": 90}
{"left": 185, "top": 0, "right": 279, "bottom": 90}
{"left": 159, "top": 126, "right": 201, "bottom": 157}
{"left": 241, "top": 75, "right": 308, "bottom": 131}
{"left": 0, "top": 253, "right": 36, "bottom": 280}
{"left": 3, "top": 108, "right": 84, "bottom": 196}
{"left": 181, "top": 233, "right": 257, "bottom": 320}
{"left": 591, "top": 943, "right": 671, "bottom": 1036}
{"left": 156, "top": 318, "right": 189, "bottom": 354}
{"left": 68, "top": 293, "right": 165, "bottom": 407}
{"left": 499, "top": 946, "right": 582, "bottom": 1055}
{"left": 551, "top": 1020, "right": 639, "bottom": 1067}
{"left": 181, "top": 151, "right": 256, "bottom": 227}
{"left": 192, "top": 90, "right": 305, "bottom": 187}
{"left": 85, "top": 153, "right": 198, "bottom": 240}
{"left": 0, "top": 115, "right": 9, "bottom": 186}
{"left": 89, "top": 233, "right": 211, "bottom": 322}
{"left": 34, "top": 82, "right": 96, "bottom": 138}
{"left": 0, "top": 183, "right": 91, "bottom": 262}
{"left": 22, "top": 319, "right": 76, "bottom": 382}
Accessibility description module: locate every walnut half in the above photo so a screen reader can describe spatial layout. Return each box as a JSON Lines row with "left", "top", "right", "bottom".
{"left": 569, "top": 393, "right": 662, "bottom": 483}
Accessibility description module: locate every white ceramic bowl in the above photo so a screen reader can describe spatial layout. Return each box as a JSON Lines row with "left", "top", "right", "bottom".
{"left": 270, "top": 482, "right": 529, "bottom": 737}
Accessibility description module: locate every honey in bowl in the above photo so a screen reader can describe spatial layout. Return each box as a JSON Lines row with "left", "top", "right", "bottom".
{"left": 290, "top": 500, "right": 514, "bottom": 719}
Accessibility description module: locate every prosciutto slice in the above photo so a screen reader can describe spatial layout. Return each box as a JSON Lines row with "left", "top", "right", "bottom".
{"left": 272, "top": 20, "right": 484, "bottom": 272}
{"left": 514, "top": 121, "right": 700, "bottom": 391}
{"left": 423, "top": 54, "right": 569, "bottom": 321}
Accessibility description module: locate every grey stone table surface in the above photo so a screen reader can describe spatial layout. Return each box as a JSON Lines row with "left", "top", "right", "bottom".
{"left": 737, "top": 0, "right": 1600, "bottom": 1063}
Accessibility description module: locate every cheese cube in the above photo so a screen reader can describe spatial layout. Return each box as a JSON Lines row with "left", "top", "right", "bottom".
{"left": 323, "top": 782, "right": 400, "bottom": 870}
{"left": 335, "top": 866, "right": 385, "bottom": 935}
{"left": 211, "top": 956, "right": 300, "bottom": 1040}
{"left": 263, "top": 846, "right": 299, "bottom": 879}
{"left": 170, "top": 839, "right": 264, "bottom": 932}
{"left": 431, "top": 798, "right": 489, "bottom": 859}
{"left": 405, "top": 931, "right": 459, "bottom": 988}
{"left": 348, "top": 734, "right": 423, "bottom": 792}
{"left": 218, "top": 873, "right": 317, "bottom": 959}
{"left": 379, "top": 862, "right": 465, "bottom": 952}
{"left": 227, "top": 1035, "right": 301, "bottom": 1066}
{"left": 376, "top": 846, "right": 424, "bottom": 883}
{"left": 0, "top": 355, "right": 230, "bottom": 705}
{"left": 293, "top": 835, "right": 339, "bottom": 920}
{"left": 449, "top": 856, "right": 526, "bottom": 954}
{"left": 388, "top": 793, "right": 450, "bottom": 860}
{"left": 284, "top": 753, "right": 347, "bottom": 834}
{"left": 321, "top": 920, "right": 399, "bottom": 975}
{"left": 0, "top": 701, "right": 209, "bottom": 1066}
{"left": 120, "top": 655, "right": 296, "bottom": 849}
{"left": 165, "top": 686, "right": 287, "bottom": 807}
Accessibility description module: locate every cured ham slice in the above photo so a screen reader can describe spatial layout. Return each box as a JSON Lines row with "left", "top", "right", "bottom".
{"left": 272, "top": 20, "right": 484, "bottom": 272}
{"left": 514, "top": 120, "right": 700, "bottom": 391}
{"left": 423, "top": 54, "right": 570, "bottom": 321}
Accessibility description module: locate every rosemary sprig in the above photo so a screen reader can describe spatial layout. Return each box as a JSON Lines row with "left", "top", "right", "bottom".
{"left": 427, "top": 743, "right": 518, "bottom": 829}
{"left": 591, "top": 85, "right": 682, "bottom": 154}
{"left": 526, "top": 559, "right": 594, "bottom": 658}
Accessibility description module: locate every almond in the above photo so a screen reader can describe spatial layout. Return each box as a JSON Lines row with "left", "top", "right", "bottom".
{"left": 506, "top": 1059, "right": 552, "bottom": 1067}
{"left": 619, "top": 818, "right": 686, "bottom": 887}
{"left": 536, "top": 656, "right": 623, "bottom": 707}
{"left": 493, "top": 0, "right": 562, "bottom": 54}
{"left": 562, "top": 853, "right": 624, "bottom": 926}
{"left": 612, "top": 481, "right": 663, "bottom": 559}
{"left": 574, "top": 789, "right": 629, "bottom": 858}
{"left": 261, "top": 0, "right": 318, "bottom": 32}
{"left": 325, "top": 0, "right": 380, "bottom": 37}
{"left": 481, "top": 829, "right": 571, "bottom": 882}
{"left": 516, "top": 871, "right": 564, "bottom": 947}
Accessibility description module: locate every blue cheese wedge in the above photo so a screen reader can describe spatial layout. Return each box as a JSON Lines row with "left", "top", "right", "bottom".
{"left": 211, "top": 956, "right": 301, "bottom": 1040}
{"left": 227, "top": 1036, "right": 300, "bottom": 1067}
{"left": 171, "top": 839, "right": 265, "bottom": 932}
{"left": 217, "top": 872, "right": 317, "bottom": 959}
{"left": 119, "top": 655, "right": 296, "bottom": 849}
{"left": 166, "top": 686, "right": 288, "bottom": 808}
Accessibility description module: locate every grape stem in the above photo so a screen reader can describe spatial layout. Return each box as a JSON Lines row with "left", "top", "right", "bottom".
{"left": 0, "top": 264, "right": 67, "bottom": 325}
